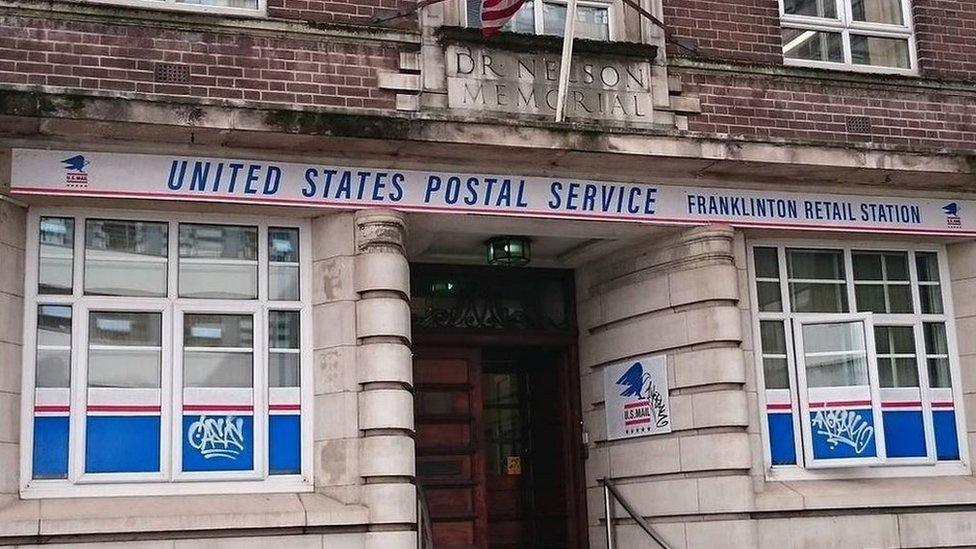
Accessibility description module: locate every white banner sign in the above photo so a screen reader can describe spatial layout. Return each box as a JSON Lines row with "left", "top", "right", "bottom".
{"left": 604, "top": 354, "right": 671, "bottom": 440}
{"left": 10, "top": 149, "right": 976, "bottom": 236}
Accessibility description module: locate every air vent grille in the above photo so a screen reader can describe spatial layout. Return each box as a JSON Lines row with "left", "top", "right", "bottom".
{"left": 154, "top": 63, "right": 189, "bottom": 84}
{"left": 846, "top": 115, "right": 872, "bottom": 133}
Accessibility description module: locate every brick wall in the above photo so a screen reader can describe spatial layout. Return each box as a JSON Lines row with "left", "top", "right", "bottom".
{"left": 661, "top": 0, "right": 782, "bottom": 64}
{"left": 269, "top": 0, "right": 416, "bottom": 26}
{"left": 678, "top": 69, "right": 976, "bottom": 150}
{"left": 913, "top": 0, "right": 976, "bottom": 83}
{"left": 0, "top": 15, "right": 400, "bottom": 109}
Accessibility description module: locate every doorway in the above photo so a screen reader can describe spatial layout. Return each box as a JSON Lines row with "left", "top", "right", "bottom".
{"left": 411, "top": 265, "right": 585, "bottom": 549}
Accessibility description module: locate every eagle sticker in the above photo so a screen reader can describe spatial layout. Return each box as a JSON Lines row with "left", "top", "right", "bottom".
{"left": 604, "top": 354, "right": 671, "bottom": 440}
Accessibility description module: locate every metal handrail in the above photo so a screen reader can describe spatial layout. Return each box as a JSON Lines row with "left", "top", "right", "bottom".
{"left": 600, "top": 477, "right": 673, "bottom": 549}
{"left": 416, "top": 483, "right": 434, "bottom": 549}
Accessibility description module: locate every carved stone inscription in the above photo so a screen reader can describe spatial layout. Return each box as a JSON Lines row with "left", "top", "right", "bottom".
{"left": 446, "top": 45, "right": 653, "bottom": 124}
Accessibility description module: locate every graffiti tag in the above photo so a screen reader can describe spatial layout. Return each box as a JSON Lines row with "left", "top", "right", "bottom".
{"left": 187, "top": 415, "right": 245, "bottom": 459}
{"left": 811, "top": 408, "right": 874, "bottom": 454}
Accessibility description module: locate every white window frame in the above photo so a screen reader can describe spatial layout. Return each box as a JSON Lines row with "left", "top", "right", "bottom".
{"left": 20, "top": 207, "right": 313, "bottom": 499}
{"left": 749, "top": 239, "right": 970, "bottom": 481}
{"left": 778, "top": 0, "right": 918, "bottom": 75}
{"left": 79, "top": 0, "right": 267, "bottom": 17}
{"left": 463, "top": 0, "right": 618, "bottom": 41}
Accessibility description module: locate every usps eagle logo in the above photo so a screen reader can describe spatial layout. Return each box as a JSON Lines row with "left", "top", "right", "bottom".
{"left": 943, "top": 202, "right": 961, "bottom": 228}
{"left": 61, "top": 154, "right": 89, "bottom": 188}
{"left": 615, "top": 361, "right": 670, "bottom": 435}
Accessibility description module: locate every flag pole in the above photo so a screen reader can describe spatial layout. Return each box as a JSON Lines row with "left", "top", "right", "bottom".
{"left": 553, "top": 0, "right": 578, "bottom": 122}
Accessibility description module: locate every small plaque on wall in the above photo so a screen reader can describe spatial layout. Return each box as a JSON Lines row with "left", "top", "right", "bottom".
{"left": 604, "top": 354, "right": 672, "bottom": 441}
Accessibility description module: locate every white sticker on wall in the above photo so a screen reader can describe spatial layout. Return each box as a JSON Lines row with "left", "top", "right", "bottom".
{"left": 604, "top": 354, "right": 671, "bottom": 441}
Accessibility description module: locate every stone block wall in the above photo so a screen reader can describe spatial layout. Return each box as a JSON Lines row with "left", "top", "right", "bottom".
{"left": 0, "top": 198, "right": 26, "bottom": 519}
{"left": 577, "top": 225, "right": 755, "bottom": 548}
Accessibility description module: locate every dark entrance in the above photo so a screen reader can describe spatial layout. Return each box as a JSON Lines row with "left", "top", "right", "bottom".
{"left": 411, "top": 265, "right": 585, "bottom": 549}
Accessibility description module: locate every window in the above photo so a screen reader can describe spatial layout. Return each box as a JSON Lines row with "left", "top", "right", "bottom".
{"left": 750, "top": 243, "right": 965, "bottom": 475}
{"left": 466, "top": 0, "right": 612, "bottom": 40}
{"left": 22, "top": 210, "right": 310, "bottom": 497}
{"left": 83, "top": 0, "right": 264, "bottom": 16}
{"left": 779, "top": 0, "right": 916, "bottom": 73}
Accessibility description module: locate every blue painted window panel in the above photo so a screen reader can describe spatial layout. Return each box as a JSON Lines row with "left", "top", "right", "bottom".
{"left": 881, "top": 410, "right": 927, "bottom": 458}
{"left": 269, "top": 415, "right": 301, "bottom": 475}
{"left": 33, "top": 417, "right": 69, "bottom": 479}
{"left": 182, "top": 415, "right": 254, "bottom": 472}
{"left": 809, "top": 409, "right": 878, "bottom": 460}
{"left": 934, "top": 410, "right": 960, "bottom": 461}
{"left": 85, "top": 416, "right": 161, "bottom": 473}
{"left": 766, "top": 413, "right": 797, "bottom": 465}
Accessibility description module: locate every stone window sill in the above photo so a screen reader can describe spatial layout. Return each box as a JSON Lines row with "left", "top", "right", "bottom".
{"left": 0, "top": 492, "right": 367, "bottom": 539}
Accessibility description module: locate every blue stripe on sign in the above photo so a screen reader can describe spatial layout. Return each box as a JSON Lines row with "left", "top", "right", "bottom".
{"left": 182, "top": 414, "right": 254, "bottom": 472}
{"left": 767, "top": 413, "right": 797, "bottom": 465}
{"left": 934, "top": 410, "right": 960, "bottom": 461}
{"left": 269, "top": 415, "right": 301, "bottom": 475}
{"left": 881, "top": 410, "right": 927, "bottom": 458}
{"left": 85, "top": 416, "right": 161, "bottom": 473}
{"left": 33, "top": 416, "right": 69, "bottom": 479}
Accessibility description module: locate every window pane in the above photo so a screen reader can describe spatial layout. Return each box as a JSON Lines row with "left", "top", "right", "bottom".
{"left": 790, "top": 282, "right": 848, "bottom": 313}
{"left": 88, "top": 312, "right": 161, "bottom": 388}
{"left": 270, "top": 311, "right": 300, "bottom": 349}
{"left": 543, "top": 2, "right": 610, "bottom": 40}
{"left": 84, "top": 220, "right": 167, "bottom": 297}
{"left": 874, "top": 326, "right": 917, "bottom": 388}
{"left": 924, "top": 322, "right": 948, "bottom": 355}
{"left": 802, "top": 322, "right": 868, "bottom": 387}
{"left": 855, "top": 284, "right": 886, "bottom": 313}
{"left": 851, "top": 0, "right": 904, "bottom": 25}
{"left": 916, "top": 252, "right": 940, "bottom": 282}
{"left": 175, "top": 0, "right": 258, "bottom": 7}
{"left": 184, "top": 314, "right": 253, "bottom": 388}
{"left": 884, "top": 253, "right": 909, "bottom": 281}
{"left": 851, "top": 35, "right": 910, "bottom": 69}
{"left": 764, "top": 357, "right": 791, "bottom": 389}
{"left": 179, "top": 224, "right": 258, "bottom": 299}
{"left": 39, "top": 217, "right": 74, "bottom": 295}
{"left": 783, "top": 0, "right": 837, "bottom": 18}
{"left": 887, "top": 285, "right": 913, "bottom": 313}
{"left": 782, "top": 29, "right": 843, "bottom": 63}
{"left": 878, "top": 357, "right": 894, "bottom": 387}
{"left": 928, "top": 358, "right": 951, "bottom": 388}
{"left": 36, "top": 305, "right": 71, "bottom": 388}
{"left": 787, "top": 249, "right": 844, "bottom": 280}
{"left": 757, "top": 282, "right": 783, "bottom": 312}
{"left": 467, "top": 0, "right": 533, "bottom": 30}
{"left": 269, "top": 228, "right": 300, "bottom": 301}
{"left": 894, "top": 358, "right": 919, "bottom": 387}
{"left": 919, "top": 285, "right": 944, "bottom": 314}
{"left": 760, "top": 320, "right": 787, "bottom": 354}
{"left": 852, "top": 253, "right": 882, "bottom": 280}
{"left": 754, "top": 247, "right": 779, "bottom": 279}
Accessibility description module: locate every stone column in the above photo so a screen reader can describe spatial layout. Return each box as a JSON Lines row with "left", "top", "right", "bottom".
{"left": 354, "top": 210, "right": 416, "bottom": 543}
{"left": 577, "top": 225, "right": 756, "bottom": 548}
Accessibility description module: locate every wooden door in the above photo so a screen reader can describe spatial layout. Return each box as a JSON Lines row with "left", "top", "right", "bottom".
{"left": 414, "top": 347, "right": 486, "bottom": 549}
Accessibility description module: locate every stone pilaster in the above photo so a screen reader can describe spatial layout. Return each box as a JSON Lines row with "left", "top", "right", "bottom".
{"left": 353, "top": 210, "right": 417, "bottom": 541}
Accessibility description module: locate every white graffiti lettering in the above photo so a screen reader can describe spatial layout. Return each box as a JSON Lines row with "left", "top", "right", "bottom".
{"left": 188, "top": 415, "right": 245, "bottom": 459}
{"left": 641, "top": 375, "right": 670, "bottom": 428}
{"left": 811, "top": 408, "right": 874, "bottom": 454}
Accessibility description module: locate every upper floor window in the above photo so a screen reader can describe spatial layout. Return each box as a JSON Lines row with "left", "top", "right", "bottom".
{"left": 779, "top": 0, "right": 916, "bottom": 74}
{"left": 750, "top": 242, "right": 966, "bottom": 477}
{"left": 466, "top": 0, "right": 613, "bottom": 40}
{"left": 84, "top": 0, "right": 264, "bottom": 16}
{"left": 23, "top": 209, "right": 310, "bottom": 498}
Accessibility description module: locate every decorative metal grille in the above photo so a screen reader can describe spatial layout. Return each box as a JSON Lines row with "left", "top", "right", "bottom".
{"left": 846, "top": 115, "right": 872, "bottom": 133}
{"left": 410, "top": 264, "right": 574, "bottom": 331}
{"left": 154, "top": 63, "right": 189, "bottom": 84}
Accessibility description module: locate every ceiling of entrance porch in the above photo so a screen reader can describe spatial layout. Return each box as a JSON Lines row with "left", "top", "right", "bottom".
{"left": 406, "top": 213, "right": 675, "bottom": 268}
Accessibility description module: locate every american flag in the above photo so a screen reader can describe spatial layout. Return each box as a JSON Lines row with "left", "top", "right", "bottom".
{"left": 480, "top": 0, "right": 527, "bottom": 36}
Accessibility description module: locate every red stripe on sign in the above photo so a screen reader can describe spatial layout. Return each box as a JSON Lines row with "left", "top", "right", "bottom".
{"left": 269, "top": 404, "right": 301, "bottom": 411}
{"left": 87, "top": 405, "right": 161, "bottom": 412}
{"left": 35, "top": 405, "right": 70, "bottom": 413}
{"left": 625, "top": 418, "right": 651, "bottom": 426}
{"left": 183, "top": 404, "right": 253, "bottom": 412}
{"left": 809, "top": 400, "right": 872, "bottom": 408}
{"left": 932, "top": 401, "right": 955, "bottom": 408}
{"left": 880, "top": 401, "right": 922, "bottom": 409}
{"left": 766, "top": 403, "right": 792, "bottom": 411}
{"left": 623, "top": 401, "right": 649, "bottom": 409}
